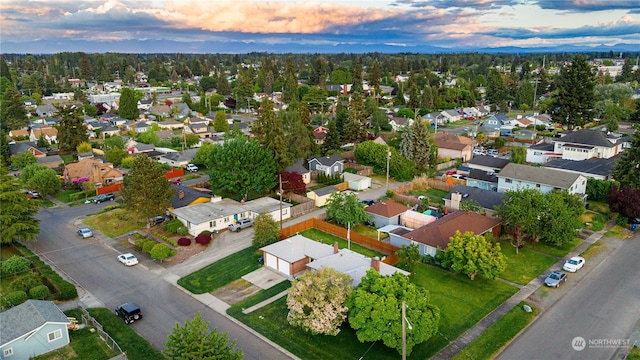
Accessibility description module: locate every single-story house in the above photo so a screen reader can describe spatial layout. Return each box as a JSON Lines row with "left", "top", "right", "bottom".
{"left": 389, "top": 117, "right": 413, "bottom": 132}
{"left": 465, "top": 168, "right": 499, "bottom": 191}
{"left": 306, "top": 185, "right": 339, "bottom": 207}
{"left": 157, "top": 119, "right": 184, "bottom": 130}
{"left": 0, "top": 300, "right": 71, "bottom": 360}
{"left": 434, "top": 132, "right": 475, "bottom": 162}
{"left": 308, "top": 155, "right": 344, "bottom": 176}
{"left": 156, "top": 149, "right": 197, "bottom": 168}
{"left": 260, "top": 235, "right": 409, "bottom": 285}
{"left": 365, "top": 201, "right": 409, "bottom": 227}
{"left": 400, "top": 210, "right": 437, "bottom": 229}
{"left": 443, "top": 185, "right": 507, "bottom": 217}
{"left": 170, "top": 185, "right": 212, "bottom": 209}
{"left": 467, "top": 155, "right": 510, "bottom": 173}
{"left": 169, "top": 196, "right": 292, "bottom": 236}
{"left": 389, "top": 210, "right": 502, "bottom": 257}
{"left": 497, "top": 163, "right": 587, "bottom": 197}
{"left": 285, "top": 160, "right": 311, "bottom": 184}
{"left": 342, "top": 172, "right": 371, "bottom": 191}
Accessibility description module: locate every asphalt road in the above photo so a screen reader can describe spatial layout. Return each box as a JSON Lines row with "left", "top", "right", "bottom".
{"left": 30, "top": 202, "right": 291, "bottom": 359}
{"left": 496, "top": 233, "right": 640, "bottom": 360}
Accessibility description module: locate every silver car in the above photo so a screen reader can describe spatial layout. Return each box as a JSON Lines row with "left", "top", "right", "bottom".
{"left": 77, "top": 228, "right": 93, "bottom": 238}
{"left": 544, "top": 271, "right": 567, "bottom": 288}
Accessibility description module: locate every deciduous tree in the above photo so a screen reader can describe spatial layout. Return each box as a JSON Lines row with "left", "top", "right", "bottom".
{"left": 120, "top": 155, "right": 174, "bottom": 224}
{"left": 163, "top": 312, "right": 244, "bottom": 360}
{"left": 104, "top": 148, "right": 127, "bottom": 167}
{"left": 607, "top": 185, "right": 640, "bottom": 220}
{"left": 287, "top": 267, "right": 352, "bottom": 336}
{"left": 326, "top": 192, "right": 369, "bottom": 228}
{"left": 346, "top": 270, "right": 440, "bottom": 356}
{"left": 279, "top": 171, "right": 306, "bottom": 195}
{"left": 510, "top": 145, "right": 526, "bottom": 164}
{"left": 440, "top": 231, "right": 506, "bottom": 280}
{"left": 495, "top": 188, "right": 547, "bottom": 254}
{"left": 0, "top": 165, "right": 40, "bottom": 244}
{"left": 252, "top": 212, "right": 280, "bottom": 248}
{"left": 11, "top": 151, "right": 37, "bottom": 169}
{"left": 20, "top": 164, "right": 61, "bottom": 196}
{"left": 213, "top": 110, "right": 228, "bottom": 132}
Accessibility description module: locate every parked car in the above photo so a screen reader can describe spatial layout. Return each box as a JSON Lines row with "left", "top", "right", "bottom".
{"left": 114, "top": 303, "right": 143, "bottom": 324}
{"left": 93, "top": 193, "right": 115, "bottom": 203}
{"left": 487, "top": 149, "right": 499, "bottom": 157}
{"left": 451, "top": 174, "right": 466, "bottom": 180}
{"left": 228, "top": 218, "right": 254, "bottom": 232}
{"left": 77, "top": 228, "right": 93, "bottom": 238}
{"left": 360, "top": 199, "right": 375, "bottom": 206}
{"left": 117, "top": 253, "right": 139, "bottom": 266}
{"left": 544, "top": 271, "right": 568, "bottom": 288}
{"left": 149, "top": 215, "right": 168, "bottom": 226}
{"left": 27, "top": 190, "right": 41, "bottom": 199}
{"left": 185, "top": 163, "right": 198, "bottom": 172}
{"left": 562, "top": 256, "right": 585, "bottom": 272}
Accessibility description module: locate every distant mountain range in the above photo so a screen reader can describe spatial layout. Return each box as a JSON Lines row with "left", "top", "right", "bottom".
{"left": 1, "top": 39, "right": 638, "bottom": 55}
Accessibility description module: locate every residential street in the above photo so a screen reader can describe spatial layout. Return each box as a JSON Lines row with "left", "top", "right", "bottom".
{"left": 496, "top": 233, "right": 640, "bottom": 360}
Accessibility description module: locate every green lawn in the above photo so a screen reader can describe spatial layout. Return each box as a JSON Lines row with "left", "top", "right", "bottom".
{"left": 523, "top": 237, "right": 582, "bottom": 258}
{"left": 228, "top": 263, "right": 518, "bottom": 360}
{"left": 83, "top": 207, "right": 147, "bottom": 238}
{"left": 499, "top": 243, "right": 557, "bottom": 285}
{"left": 452, "top": 302, "right": 538, "bottom": 360}
{"left": 352, "top": 223, "right": 388, "bottom": 240}
{"left": 300, "top": 229, "right": 386, "bottom": 258}
{"left": 54, "top": 189, "right": 90, "bottom": 203}
{"left": 177, "top": 246, "right": 262, "bottom": 294}
{"left": 410, "top": 188, "right": 449, "bottom": 205}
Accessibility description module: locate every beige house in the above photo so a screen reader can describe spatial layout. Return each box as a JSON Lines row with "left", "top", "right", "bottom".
{"left": 434, "top": 132, "right": 475, "bottom": 162}
{"left": 29, "top": 127, "right": 58, "bottom": 144}
{"left": 63, "top": 158, "right": 124, "bottom": 186}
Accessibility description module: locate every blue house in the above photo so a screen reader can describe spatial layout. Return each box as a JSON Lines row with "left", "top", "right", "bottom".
{"left": 483, "top": 113, "right": 510, "bottom": 129}
{"left": 308, "top": 155, "right": 344, "bottom": 176}
{"left": 0, "top": 300, "right": 71, "bottom": 360}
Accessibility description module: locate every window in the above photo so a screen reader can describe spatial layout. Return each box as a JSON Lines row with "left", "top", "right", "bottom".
{"left": 283, "top": 209, "right": 288, "bottom": 215}
{"left": 224, "top": 217, "right": 229, "bottom": 223}
{"left": 536, "top": 184, "right": 541, "bottom": 188}
{"left": 3, "top": 348, "right": 13, "bottom": 356}
{"left": 505, "top": 179, "right": 512, "bottom": 183}
{"left": 209, "top": 221, "right": 216, "bottom": 227}
{"left": 48, "top": 329, "right": 62, "bottom": 342}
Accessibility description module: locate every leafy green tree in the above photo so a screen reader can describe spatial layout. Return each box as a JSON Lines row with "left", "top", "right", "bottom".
{"left": 119, "top": 88, "right": 138, "bottom": 120}
{"left": 586, "top": 178, "right": 617, "bottom": 202}
{"left": 120, "top": 155, "right": 175, "bottom": 225}
{"left": 346, "top": 270, "right": 440, "bottom": 356}
{"left": 163, "top": 312, "right": 244, "bottom": 360}
{"left": 495, "top": 188, "right": 547, "bottom": 254}
{"left": 395, "top": 243, "right": 422, "bottom": 272}
{"left": 0, "top": 165, "right": 40, "bottom": 244}
{"left": 510, "top": 145, "right": 526, "bottom": 164}
{"left": 459, "top": 199, "right": 484, "bottom": 214}
{"left": 612, "top": 124, "right": 640, "bottom": 188}
{"left": 207, "top": 137, "right": 276, "bottom": 200}
{"left": 252, "top": 98, "right": 290, "bottom": 171}
{"left": 104, "top": 148, "right": 128, "bottom": 167}
{"left": 0, "top": 88, "right": 28, "bottom": 131}
{"left": 552, "top": 55, "right": 595, "bottom": 129}
{"left": 55, "top": 104, "right": 88, "bottom": 153}
{"left": 326, "top": 192, "right": 369, "bottom": 228}
{"left": 137, "top": 129, "right": 159, "bottom": 145}
{"left": 252, "top": 212, "right": 280, "bottom": 248}
{"left": 543, "top": 191, "right": 583, "bottom": 246}
{"left": 287, "top": 267, "right": 352, "bottom": 336}
{"left": 344, "top": 91, "right": 367, "bottom": 145}
{"left": 193, "top": 142, "right": 214, "bottom": 168}
{"left": 440, "top": 231, "right": 506, "bottom": 280}
{"left": 370, "top": 110, "right": 391, "bottom": 134}
{"left": 103, "top": 136, "right": 125, "bottom": 150}
{"left": 20, "top": 164, "right": 61, "bottom": 196}
{"left": 0, "top": 129, "right": 10, "bottom": 165}
{"left": 213, "top": 110, "right": 228, "bottom": 132}
{"left": 11, "top": 151, "right": 37, "bottom": 169}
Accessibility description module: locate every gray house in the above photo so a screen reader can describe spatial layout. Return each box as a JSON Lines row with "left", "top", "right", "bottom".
{"left": 308, "top": 155, "right": 344, "bottom": 176}
{"left": 0, "top": 300, "right": 71, "bottom": 360}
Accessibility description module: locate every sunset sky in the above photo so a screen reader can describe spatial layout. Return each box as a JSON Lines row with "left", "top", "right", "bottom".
{"left": 1, "top": 0, "right": 639, "bottom": 53}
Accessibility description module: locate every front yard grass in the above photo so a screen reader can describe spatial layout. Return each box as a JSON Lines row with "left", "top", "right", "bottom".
{"left": 177, "top": 246, "right": 262, "bottom": 294}
{"left": 498, "top": 243, "right": 557, "bottom": 285}
{"left": 523, "top": 237, "right": 582, "bottom": 258}
{"left": 300, "top": 228, "right": 386, "bottom": 258}
{"left": 580, "top": 242, "right": 605, "bottom": 260}
{"left": 54, "top": 189, "right": 90, "bottom": 203}
{"left": 452, "top": 301, "right": 538, "bottom": 360}
{"left": 83, "top": 208, "right": 147, "bottom": 238}
{"left": 229, "top": 263, "right": 518, "bottom": 360}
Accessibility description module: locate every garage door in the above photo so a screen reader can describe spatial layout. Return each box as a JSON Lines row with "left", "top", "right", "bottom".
{"left": 265, "top": 253, "right": 277, "bottom": 270}
{"left": 277, "top": 259, "right": 291, "bottom": 276}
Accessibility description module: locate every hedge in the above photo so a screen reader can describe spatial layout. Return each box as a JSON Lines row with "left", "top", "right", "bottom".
{"left": 14, "top": 243, "right": 78, "bottom": 301}
{"left": 29, "top": 285, "right": 51, "bottom": 300}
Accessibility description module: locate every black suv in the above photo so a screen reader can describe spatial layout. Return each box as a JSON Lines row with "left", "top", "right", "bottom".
{"left": 93, "top": 193, "right": 115, "bottom": 203}
{"left": 114, "top": 303, "right": 143, "bottom": 324}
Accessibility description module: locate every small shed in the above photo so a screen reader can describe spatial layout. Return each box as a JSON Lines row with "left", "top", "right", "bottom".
{"left": 306, "top": 185, "right": 339, "bottom": 207}
{"left": 401, "top": 210, "right": 438, "bottom": 229}
{"left": 365, "top": 201, "right": 409, "bottom": 227}
{"left": 342, "top": 172, "right": 371, "bottom": 191}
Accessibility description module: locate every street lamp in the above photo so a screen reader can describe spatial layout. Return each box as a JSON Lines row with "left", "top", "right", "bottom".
{"left": 402, "top": 301, "right": 413, "bottom": 360}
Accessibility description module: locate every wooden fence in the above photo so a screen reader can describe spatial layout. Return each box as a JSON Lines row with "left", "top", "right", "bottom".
{"left": 345, "top": 163, "right": 374, "bottom": 176}
{"left": 285, "top": 193, "right": 316, "bottom": 218}
{"left": 279, "top": 218, "right": 400, "bottom": 265}
{"left": 97, "top": 182, "right": 123, "bottom": 195}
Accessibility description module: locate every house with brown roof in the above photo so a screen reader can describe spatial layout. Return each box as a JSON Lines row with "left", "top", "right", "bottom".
{"left": 389, "top": 210, "right": 502, "bottom": 257}
{"left": 63, "top": 158, "right": 124, "bottom": 187}
{"left": 434, "top": 132, "right": 475, "bottom": 162}
{"left": 8, "top": 129, "right": 29, "bottom": 140}
{"left": 29, "top": 127, "right": 58, "bottom": 145}
{"left": 365, "top": 200, "right": 409, "bottom": 227}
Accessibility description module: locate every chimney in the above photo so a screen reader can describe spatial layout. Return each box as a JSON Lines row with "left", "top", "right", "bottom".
{"left": 371, "top": 257, "right": 380, "bottom": 272}
{"left": 178, "top": 191, "right": 184, "bottom": 200}
{"left": 451, "top": 192, "right": 462, "bottom": 210}
{"left": 333, "top": 242, "right": 339, "bottom": 254}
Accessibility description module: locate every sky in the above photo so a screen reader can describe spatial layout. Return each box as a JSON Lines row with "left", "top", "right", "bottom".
{"left": 1, "top": 0, "right": 639, "bottom": 53}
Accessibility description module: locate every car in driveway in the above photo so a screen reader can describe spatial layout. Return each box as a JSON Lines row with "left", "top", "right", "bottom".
{"left": 77, "top": 228, "right": 93, "bottom": 238}
{"left": 544, "top": 271, "right": 568, "bottom": 288}
{"left": 228, "top": 218, "right": 253, "bottom": 232}
{"left": 185, "top": 163, "right": 198, "bottom": 172}
{"left": 114, "top": 303, "right": 143, "bottom": 324}
{"left": 360, "top": 199, "right": 375, "bottom": 206}
{"left": 117, "top": 253, "right": 139, "bottom": 266}
{"left": 149, "top": 215, "right": 168, "bottom": 226}
{"left": 563, "top": 256, "right": 585, "bottom": 272}
{"left": 93, "top": 193, "right": 115, "bottom": 203}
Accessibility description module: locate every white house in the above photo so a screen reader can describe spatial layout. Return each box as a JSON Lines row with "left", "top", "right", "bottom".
{"left": 552, "top": 129, "right": 627, "bottom": 161}
{"left": 497, "top": 163, "right": 587, "bottom": 198}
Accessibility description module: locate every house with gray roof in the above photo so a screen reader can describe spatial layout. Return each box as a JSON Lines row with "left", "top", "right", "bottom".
{"left": 306, "top": 185, "right": 339, "bottom": 207}
{"left": 443, "top": 185, "right": 507, "bottom": 216}
{"left": 285, "top": 160, "right": 311, "bottom": 184}
{"left": 156, "top": 149, "right": 197, "bottom": 168}
{"left": 526, "top": 142, "right": 558, "bottom": 163}
{"left": 544, "top": 155, "right": 620, "bottom": 181}
{"left": 468, "top": 155, "right": 510, "bottom": 173}
{"left": 552, "top": 129, "right": 628, "bottom": 161}
{"left": 308, "top": 155, "right": 344, "bottom": 176}
{"left": 170, "top": 185, "right": 212, "bottom": 209}
{"left": 0, "top": 300, "right": 70, "bottom": 360}
{"left": 35, "top": 104, "right": 56, "bottom": 118}
{"left": 466, "top": 168, "right": 499, "bottom": 191}
{"left": 497, "top": 163, "right": 587, "bottom": 198}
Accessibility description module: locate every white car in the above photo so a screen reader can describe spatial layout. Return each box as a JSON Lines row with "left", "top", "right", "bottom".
{"left": 117, "top": 253, "right": 139, "bottom": 266}
{"left": 185, "top": 163, "right": 198, "bottom": 172}
{"left": 562, "top": 256, "right": 585, "bottom": 272}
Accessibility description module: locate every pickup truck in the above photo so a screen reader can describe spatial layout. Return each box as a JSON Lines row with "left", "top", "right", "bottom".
{"left": 228, "top": 218, "right": 253, "bottom": 232}
{"left": 93, "top": 193, "right": 115, "bottom": 203}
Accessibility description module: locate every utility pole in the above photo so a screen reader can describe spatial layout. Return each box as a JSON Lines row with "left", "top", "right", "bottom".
{"left": 278, "top": 173, "right": 283, "bottom": 230}
{"left": 385, "top": 146, "right": 391, "bottom": 192}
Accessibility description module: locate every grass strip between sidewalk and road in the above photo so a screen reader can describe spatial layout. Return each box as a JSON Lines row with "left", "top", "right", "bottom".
{"left": 452, "top": 301, "right": 538, "bottom": 360}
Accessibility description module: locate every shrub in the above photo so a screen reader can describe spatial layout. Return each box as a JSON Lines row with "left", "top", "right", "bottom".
{"left": 164, "top": 219, "right": 184, "bottom": 233}
{"left": 134, "top": 238, "right": 147, "bottom": 251}
{"left": 176, "top": 226, "right": 188, "bottom": 236}
{"left": 198, "top": 230, "right": 211, "bottom": 237}
{"left": 1, "top": 255, "right": 31, "bottom": 276}
{"left": 195, "top": 234, "right": 211, "bottom": 245}
{"left": 56, "top": 282, "right": 78, "bottom": 301}
{"left": 591, "top": 221, "right": 604, "bottom": 231}
{"left": 143, "top": 240, "right": 157, "bottom": 254}
{"left": 616, "top": 216, "right": 628, "bottom": 226}
{"left": 5, "top": 291, "right": 28, "bottom": 307}
{"left": 177, "top": 237, "right": 191, "bottom": 246}
{"left": 10, "top": 272, "right": 42, "bottom": 292}
{"left": 150, "top": 243, "right": 172, "bottom": 261}
{"left": 12, "top": 243, "right": 77, "bottom": 301}
{"left": 29, "top": 285, "right": 51, "bottom": 299}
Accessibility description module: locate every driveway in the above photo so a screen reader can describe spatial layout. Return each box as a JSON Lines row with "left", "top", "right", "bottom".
{"left": 496, "top": 233, "right": 640, "bottom": 360}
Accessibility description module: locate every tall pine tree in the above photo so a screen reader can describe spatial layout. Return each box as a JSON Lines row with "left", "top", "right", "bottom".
{"left": 552, "top": 55, "right": 595, "bottom": 129}
{"left": 0, "top": 164, "right": 40, "bottom": 244}
{"left": 119, "top": 88, "right": 138, "bottom": 120}
{"left": 55, "top": 104, "right": 88, "bottom": 153}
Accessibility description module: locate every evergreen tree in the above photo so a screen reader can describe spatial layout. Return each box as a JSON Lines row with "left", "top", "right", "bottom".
{"left": 334, "top": 100, "right": 348, "bottom": 135}
{"left": 322, "top": 119, "right": 341, "bottom": 154}
{"left": 0, "top": 129, "right": 10, "bottom": 165}
{"left": 235, "top": 68, "right": 255, "bottom": 112}
{"left": 118, "top": 88, "right": 138, "bottom": 120}
{"left": 552, "top": 55, "right": 595, "bottom": 129}
{"left": 407, "top": 83, "right": 421, "bottom": 110}
{"left": 0, "top": 88, "right": 28, "bottom": 131}
{"left": 0, "top": 164, "right": 40, "bottom": 245}
{"left": 344, "top": 91, "right": 368, "bottom": 145}
{"left": 515, "top": 80, "right": 535, "bottom": 109}
{"left": 55, "top": 104, "right": 88, "bottom": 153}
{"left": 252, "top": 98, "right": 290, "bottom": 171}
{"left": 213, "top": 110, "right": 229, "bottom": 132}
{"left": 351, "top": 57, "right": 363, "bottom": 93}
{"left": 618, "top": 58, "right": 633, "bottom": 83}
{"left": 216, "top": 71, "right": 231, "bottom": 95}
{"left": 0, "top": 58, "right": 11, "bottom": 82}
{"left": 120, "top": 154, "right": 175, "bottom": 223}
{"left": 368, "top": 61, "right": 381, "bottom": 96}
{"left": 612, "top": 124, "right": 640, "bottom": 188}
{"left": 486, "top": 68, "right": 508, "bottom": 105}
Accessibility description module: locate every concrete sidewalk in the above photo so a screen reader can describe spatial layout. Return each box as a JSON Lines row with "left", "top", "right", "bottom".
{"left": 431, "top": 223, "right": 614, "bottom": 360}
